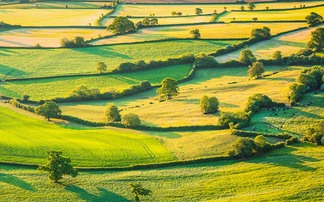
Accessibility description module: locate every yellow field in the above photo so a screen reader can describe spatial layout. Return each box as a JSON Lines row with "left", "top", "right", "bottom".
{"left": 0, "top": 9, "right": 109, "bottom": 26}
{"left": 0, "top": 1, "right": 109, "bottom": 9}
{"left": 113, "top": 2, "right": 324, "bottom": 16}
{"left": 91, "top": 22, "right": 306, "bottom": 45}
{"left": 0, "top": 28, "right": 109, "bottom": 47}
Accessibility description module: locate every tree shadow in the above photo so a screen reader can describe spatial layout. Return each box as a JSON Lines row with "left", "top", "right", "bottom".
{"left": 0, "top": 64, "right": 26, "bottom": 78}
{"left": 65, "top": 185, "right": 128, "bottom": 202}
{"left": 73, "top": 46, "right": 133, "bottom": 59}
{"left": 0, "top": 173, "right": 35, "bottom": 192}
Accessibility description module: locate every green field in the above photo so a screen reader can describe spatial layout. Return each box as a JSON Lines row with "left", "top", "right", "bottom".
{"left": 0, "top": 1, "right": 111, "bottom": 9}
{"left": 217, "top": 6, "right": 324, "bottom": 22}
{"left": 92, "top": 22, "right": 306, "bottom": 45}
{"left": 0, "top": 143, "right": 323, "bottom": 201}
{"left": 0, "top": 104, "right": 174, "bottom": 167}
{"left": 1, "top": 64, "right": 192, "bottom": 101}
{"left": 0, "top": 40, "right": 239, "bottom": 79}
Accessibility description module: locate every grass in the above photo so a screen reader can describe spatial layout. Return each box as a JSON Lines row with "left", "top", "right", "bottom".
{"left": 217, "top": 6, "right": 324, "bottom": 22}
{"left": 92, "top": 22, "right": 306, "bottom": 45}
{"left": 0, "top": 9, "right": 108, "bottom": 26}
{"left": 0, "top": 143, "right": 323, "bottom": 201}
{"left": 0, "top": 40, "right": 239, "bottom": 79}
{"left": 0, "top": 1, "right": 111, "bottom": 9}
{"left": 1, "top": 64, "right": 192, "bottom": 101}
{"left": 215, "top": 26, "right": 323, "bottom": 62}
{"left": 0, "top": 28, "right": 109, "bottom": 48}
{"left": 0, "top": 104, "right": 174, "bottom": 167}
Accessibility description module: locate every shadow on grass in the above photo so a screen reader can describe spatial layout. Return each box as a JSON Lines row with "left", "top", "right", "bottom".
{"left": 66, "top": 185, "right": 128, "bottom": 202}
{"left": 0, "top": 173, "right": 35, "bottom": 192}
{"left": 73, "top": 46, "right": 133, "bottom": 59}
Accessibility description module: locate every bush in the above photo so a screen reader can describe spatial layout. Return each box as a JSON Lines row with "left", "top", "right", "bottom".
{"left": 296, "top": 48, "right": 313, "bottom": 56}
{"left": 244, "top": 94, "right": 276, "bottom": 114}
{"left": 228, "top": 137, "right": 256, "bottom": 159}
{"left": 200, "top": 95, "right": 219, "bottom": 114}
{"left": 272, "top": 51, "right": 283, "bottom": 64}
{"left": 9, "top": 99, "right": 35, "bottom": 113}
{"left": 194, "top": 54, "right": 219, "bottom": 69}
{"left": 218, "top": 111, "right": 251, "bottom": 129}
{"left": 251, "top": 27, "right": 271, "bottom": 40}
{"left": 69, "top": 86, "right": 100, "bottom": 101}
{"left": 122, "top": 113, "right": 141, "bottom": 128}
{"left": 288, "top": 83, "right": 306, "bottom": 105}
{"left": 105, "top": 103, "right": 121, "bottom": 122}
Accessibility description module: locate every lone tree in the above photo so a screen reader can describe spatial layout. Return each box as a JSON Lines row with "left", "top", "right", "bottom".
{"left": 157, "top": 78, "right": 179, "bottom": 100}
{"left": 307, "top": 28, "right": 324, "bottom": 52}
{"left": 190, "top": 29, "right": 201, "bottom": 39}
{"left": 272, "top": 51, "right": 283, "bottom": 64}
{"left": 107, "top": 16, "right": 135, "bottom": 34}
{"left": 238, "top": 48, "right": 256, "bottom": 65}
{"left": 305, "top": 12, "right": 323, "bottom": 27}
{"left": 248, "top": 2, "right": 256, "bottom": 10}
{"left": 228, "top": 137, "right": 256, "bottom": 159}
{"left": 96, "top": 61, "right": 107, "bottom": 73}
{"left": 200, "top": 95, "right": 219, "bottom": 114}
{"left": 35, "top": 101, "right": 61, "bottom": 121}
{"left": 105, "top": 103, "right": 121, "bottom": 122}
{"left": 195, "top": 8, "right": 203, "bottom": 15}
{"left": 288, "top": 83, "right": 306, "bottom": 105}
{"left": 38, "top": 151, "right": 78, "bottom": 183}
{"left": 177, "top": 12, "right": 182, "bottom": 16}
{"left": 122, "top": 113, "right": 141, "bottom": 128}
{"left": 248, "top": 61, "right": 265, "bottom": 79}
{"left": 130, "top": 182, "right": 152, "bottom": 201}
{"left": 251, "top": 27, "right": 271, "bottom": 39}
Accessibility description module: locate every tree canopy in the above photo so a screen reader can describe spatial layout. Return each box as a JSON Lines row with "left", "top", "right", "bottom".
{"left": 239, "top": 48, "right": 256, "bottom": 65}
{"left": 190, "top": 29, "right": 201, "bottom": 39}
{"left": 105, "top": 103, "right": 121, "bottom": 122}
{"left": 200, "top": 95, "right": 219, "bottom": 114}
{"left": 107, "top": 17, "right": 136, "bottom": 34}
{"left": 305, "top": 12, "right": 323, "bottom": 27}
{"left": 35, "top": 101, "right": 61, "bottom": 121}
{"left": 248, "top": 61, "right": 265, "bottom": 79}
{"left": 96, "top": 61, "right": 107, "bottom": 73}
{"left": 307, "top": 28, "right": 323, "bottom": 52}
{"left": 157, "top": 78, "right": 179, "bottom": 100}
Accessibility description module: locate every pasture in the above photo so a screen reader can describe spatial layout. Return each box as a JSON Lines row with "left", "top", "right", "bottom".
{"left": 0, "top": 9, "right": 109, "bottom": 26}
{"left": 0, "top": 1, "right": 111, "bottom": 9}
{"left": 92, "top": 22, "right": 306, "bottom": 45}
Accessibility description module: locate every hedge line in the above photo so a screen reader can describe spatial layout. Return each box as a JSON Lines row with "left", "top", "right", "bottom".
{"left": 231, "top": 4, "right": 324, "bottom": 12}
{"left": 231, "top": 129, "right": 292, "bottom": 139}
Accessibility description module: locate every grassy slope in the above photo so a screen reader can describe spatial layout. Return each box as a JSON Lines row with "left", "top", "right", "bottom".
{"left": 0, "top": 1, "right": 109, "bottom": 9}
{"left": 92, "top": 22, "right": 305, "bottom": 45}
{"left": 0, "top": 40, "right": 238, "bottom": 79}
{"left": 0, "top": 105, "right": 174, "bottom": 167}
{"left": 0, "top": 144, "right": 323, "bottom": 201}
{"left": 1, "top": 64, "right": 192, "bottom": 101}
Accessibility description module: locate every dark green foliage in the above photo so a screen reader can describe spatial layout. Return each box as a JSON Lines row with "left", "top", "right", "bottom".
{"left": 195, "top": 8, "right": 203, "bottom": 15}
{"left": 107, "top": 16, "right": 136, "bottom": 34}
{"left": 303, "top": 124, "right": 324, "bottom": 145}
{"left": 248, "top": 2, "right": 256, "bottom": 10}
{"left": 244, "top": 94, "right": 275, "bottom": 114}
{"left": 9, "top": 99, "right": 35, "bottom": 113}
{"left": 35, "top": 101, "right": 61, "bottom": 121}
{"left": 130, "top": 183, "right": 152, "bottom": 201}
{"left": 248, "top": 61, "right": 265, "bottom": 78}
{"left": 302, "top": 66, "right": 324, "bottom": 88}
{"left": 194, "top": 54, "right": 219, "bottom": 69}
{"left": 69, "top": 85, "right": 100, "bottom": 100}
{"left": 238, "top": 48, "right": 256, "bottom": 65}
{"left": 228, "top": 137, "right": 256, "bottom": 159}
{"left": 307, "top": 28, "right": 323, "bottom": 52}
{"left": 251, "top": 27, "right": 271, "bottom": 40}
{"left": 96, "top": 61, "right": 107, "bottom": 73}
{"left": 200, "top": 95, "right": 219, "bottom": 114}
{"left": 285, "top": 137, "right": 299, "bottom": 145}
{"left": 218, "top": 111, "right": 251, "bottom": 129}
{"left": 296, "top": 48, "right": 313, "bottom": 56}
{"left": 105, "top": 103, "right": 121, "bottom": 122}
{"left": 60, "top": 36, "right": 87, "bottom": 48}
{"left": 272, "top": 51, "right": 283, "bottom": 64}
{"left": 38, "top": 151, "right": 78, "bottom": 183}
{"left": 136, "top": 17, "right": 158, "bottom": 28}
{"left": 190, "top": 29, "right": 201, "bottom": 39}
{"left": 122, "top": 113, "right": 141, "bottom": 128}
{"left": 286, "top": 54, "right": 324, "bottom": 66}
{"left": 140, "top": 81, "right": 152, "bottom": 90}
{"left": 288, "top": 83, "right": 306, "bottom": 105}
{"left": 305, "top": 12, "right": 323, "bottom": 27}
{"left": 22, "top": 94, "right": 30, "bottom": 102}
{"left": 297, "top": 73, "right": 317, "bottom": 90}
{"left": 157, "top": 78, "right": 179, "bottom": 100}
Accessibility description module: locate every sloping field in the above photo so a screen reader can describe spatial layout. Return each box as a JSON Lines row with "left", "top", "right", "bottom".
{"left": 123, "top": 0, "right": 279, "bottom": 3}
{"left": 0, "top": 28, "right": 109, "bottom": 47}
{"left": 215, "top": 26, "right": 323, "bottom": 63}
{"left": 1, "top": 64, "right": 192, "bottom": 101}
{"left": 92, "top": 22, "right": 306, "bottom": 45}
{"left": 0, "top": 9, "right": 109, "bottom": 26}
{"left": 0, "top": 40, "right": 239, "bottom": 79}
{"left": 217, "top": 6, "right": 324, "bottom": 22}
{"left": 0, "top": 1, "right": 110, "bottom": 9}
{"left": 0, "top": 105, "right": 174, "bottom": 167}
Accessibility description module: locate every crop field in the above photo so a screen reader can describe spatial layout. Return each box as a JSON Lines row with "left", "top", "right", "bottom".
{"left": 217, "top": 6, "right": 324, "bottom": 22}
{"left": 0, "top": 1, "right": 111, "bottom": 9}
{"left": 1, "top": 144, "right": 323, "bottom": 201}
{"left": 92, "top": 22, "right": 306, "bottom": 45}
{"left": 1, "top": 64, "right": 192, "bottom": 101}
{"left": 0, "top": 104, "right": 174, "bottom": 167}
{"left": 0, "top": 40, "right": 238, "bottom": 79}
{"left": 0, "top": 9, "right": 109, "bottom": 26}
{"left": 0, "top": 28, "right": 109, "bottom": 47}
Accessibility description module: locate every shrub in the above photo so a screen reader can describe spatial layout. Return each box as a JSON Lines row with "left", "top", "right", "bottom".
{"left": 105, "top": 103, "right": 121, "bottom": 122}
{"left": 288, "top": 83, "right": 306, "bottom": 105}
{"left": 194, "top": 54, "right": 219, "bottom": 69}
{"left": 140, "top": 81, "right": 152, "bottom": 90}
{"left": 122, "top": 113, "right": 141, "bottom": 128}
{"left": 218, "top": 111, "right": 251, "bottom": 129}
{"left": 200, "top": 95, "right": 219, "bottom": 114}
{"left": 272, "top": 51, "right": 283, "bottom": 64}
{"left": 251, "top": 27, "right": 271, "bottom": 40}
{"left": 244, "top": 94, "right": 275, "bottom": 114}
{"left": 228, "top": 137, "right": 256, "bottom": 159}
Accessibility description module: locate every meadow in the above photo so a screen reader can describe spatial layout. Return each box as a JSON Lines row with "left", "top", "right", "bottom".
{"left": 0, "top": 9, "right": 109, "bottom": 26}
{"left": 0, "top": 143, "right": 323, "bottom": 201}
{"left": 0, "top": 40, "right": 239, "bottom": 79}
{"left": 92, "top": 22, "right": 306, "bottom": 45}
{"left": 1, "top": 64, "right": 192, "bottom": 100}
{"left": 0, "top": 1, "right": 111, "bottom": 9}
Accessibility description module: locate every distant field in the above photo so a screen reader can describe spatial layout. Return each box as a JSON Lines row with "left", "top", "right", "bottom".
{"left": 113, "top": 2, "right": 324, "bottom": 16}
{"left": 0, "top": 9, "right": 109, "bottom": 26}
{"left": 215, "top": 26, "right": 323, "bottom": 62}
{"left": 1, "top": 64, "right": 192, "bottom": 101}
{"left": 60, "top": 65, "right": 300, "bottom": 126}
{"left": 0, "top": 28, "right": 109, "bottom": 47}
{"left": 0, "top": 105, "right": 174, "bottom": 167}
{"left": 122, "top": 0, "right": 286, "bottom": 3}
{"left": 0, "top": 1, "right": 111, "bottom": 9}
{"left": 92, "top": 22, "right": 306, "bottom": 45}
{"left": 0, "top": 40, "right": 238, "bottom": 79}
{"left": 217, "top": 6, "right": 324, "bottom": 22}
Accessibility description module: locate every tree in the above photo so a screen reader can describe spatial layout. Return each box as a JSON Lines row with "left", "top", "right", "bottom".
{"left": 107, "top": 16, "right": 135, "bottom": 34}
{"left": 38, "top": 151, "right": 78, "bottom": 183}
{"left": 96, "top": 61, "right": 107, "bottom": 73}
{"left": 248, "top": 61, "right": 265, "bottom": 79}
{"left": 251, "top": 27, "right": 271, "bottom": 39}
{"left": 228, "top": 137, "right": 256, "bottom": 159}
{"left": 171, "top": 11, "right": 177, "bottom": 16}
{"left": 35, "top": 101, "right": 61, "bottom": 121}
{"left": 297, "top": 73, "right": 317, "bottom": 90}
{"left": 122, "top": 113, "right": 141, "bottom": 127}
{"left": 240, "top": 6, "right": 245, "bottom": 11}
{"left": 288, "top": 83, "right": 306, "bottom": 105}
{"left": 194, "top": 54, "right": 219, "bottom": 69}
{"left": 200, "top": 95, "right": 219, "bottom": 114}
{"left": 238, "top": 48, "right": 256, "bottom": 65}
{"left": 305, "top": 12, "right": 323, "bottom": 27}
{"left": 195, "top": 8, "right": 203, "bottom": 15}
{"left": 177, "top": 12, "right": 182, "bottom": 16}
{"left": 105, "top": 103, "right": 121, "bottom": 122}
{"left": 157, "top": 78, "right": 179, "bottom": 100}
{"left": 307, "top": 28, "right": 324, "bottom": 52}
{"left": 130, "top": 182, "right": 152, "bottom": 201}
{"left": 272, "top": 51, "right": 283, "bottom": 64}
{"left": 190, "top": 29, "right": 201, "bottom": 39}
{"left": 248, "top": 2, "right": 256, "bottom": 10}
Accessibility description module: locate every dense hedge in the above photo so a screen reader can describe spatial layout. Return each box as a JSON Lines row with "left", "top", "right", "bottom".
{"left": 230, "top": 129, "right": 292, "bottom": 139}
{"left": 8, "top": 99, "right": 35, "bottom": 113}
{"left": 245, "top": 94, "right": 285, "bottom": 115}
